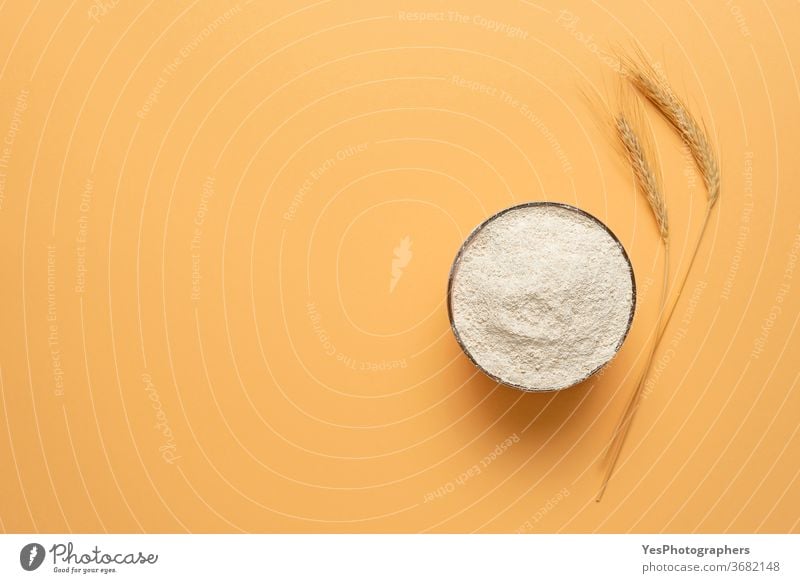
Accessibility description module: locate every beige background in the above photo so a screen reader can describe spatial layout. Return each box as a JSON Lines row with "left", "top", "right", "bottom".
{"left": 0, "top": 0, "right": 798, "bottom": 533}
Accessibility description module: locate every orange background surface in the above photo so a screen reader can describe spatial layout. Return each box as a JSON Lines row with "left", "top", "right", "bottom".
{"left": 0, "top": 0, "right": 798, "bottom": 533}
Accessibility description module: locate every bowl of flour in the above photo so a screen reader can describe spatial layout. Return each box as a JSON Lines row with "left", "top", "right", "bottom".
{"left": 447, "top": 202, "right": 636, "bottom": 392}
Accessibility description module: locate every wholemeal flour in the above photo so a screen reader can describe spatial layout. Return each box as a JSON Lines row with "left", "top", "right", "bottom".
{"left": 449, "top": 204, "right": 635, "bottom": 391}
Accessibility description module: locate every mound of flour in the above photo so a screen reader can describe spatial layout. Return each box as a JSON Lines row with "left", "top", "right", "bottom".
{"left": 449, "top": 204, "right": 634, "bottom": 391}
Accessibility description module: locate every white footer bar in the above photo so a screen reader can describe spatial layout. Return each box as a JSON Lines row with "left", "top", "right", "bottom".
{"left": 1, "top": 534, "right": 797, "bottom": 582}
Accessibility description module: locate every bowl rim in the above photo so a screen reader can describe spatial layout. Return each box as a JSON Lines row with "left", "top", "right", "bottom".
{"left": 446, "top": 201, "right": 637, "bottom": 392}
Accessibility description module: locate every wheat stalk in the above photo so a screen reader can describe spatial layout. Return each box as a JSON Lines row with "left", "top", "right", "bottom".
{"left": 596, "top": 96, "right": 670, "bottom": 502}
{"left": 598, "top": 53, "right": 721, "bottom": 500}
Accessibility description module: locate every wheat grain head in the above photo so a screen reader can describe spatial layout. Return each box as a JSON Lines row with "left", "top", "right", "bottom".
{"left": 615, "top": 97, "right": 669, "bottom": 241}
{"left": 621, "top": 53, "right": 720, "bottom": 207}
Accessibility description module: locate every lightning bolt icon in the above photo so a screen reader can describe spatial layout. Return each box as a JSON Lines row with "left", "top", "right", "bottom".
{"left": 29, "top": 546, "right": 38, "bottom": 566}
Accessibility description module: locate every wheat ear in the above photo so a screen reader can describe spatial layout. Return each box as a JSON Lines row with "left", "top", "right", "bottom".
{"left": 622, "top": 55, "right": 719, "bottom": 208}
{"left": 596, "top": 97, "right": 669, "bottom": 502}
{"left": 614, "top": 108, "right": 669, "bottom": 240}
